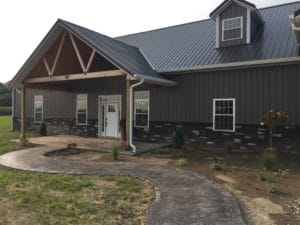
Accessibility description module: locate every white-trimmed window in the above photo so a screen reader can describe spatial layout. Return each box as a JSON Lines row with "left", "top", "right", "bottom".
{"left": 76, "top": 94, "right": 88, "bottom": 125}
{"left": 213, "top": 98, "right": 235, "bottom": 132}
{"left": 222, "top": 17, "right": 243, "bottom": 41}
{"left": 34, "top": 95, "right": 43, "bottom": 123}
{"left": 134, "top": 91, "right": 149, "bottom": 128}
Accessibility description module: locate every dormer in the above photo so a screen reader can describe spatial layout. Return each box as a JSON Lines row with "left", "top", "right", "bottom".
{"left": 210, "top": 0, "right": 264, "bottom": 48}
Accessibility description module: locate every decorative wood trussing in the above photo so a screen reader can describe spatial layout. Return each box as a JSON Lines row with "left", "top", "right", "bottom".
{"left": 86, "top": 49, "right": 96, "bottom": 73}
{"left": 25, "top": 70, "right": 125, "bottom": 84}
{"left": 69, "top": 32, "right": 96, "bottom": 74}
{"left": 43, "top": 32, "right": 67, "bottom": 76}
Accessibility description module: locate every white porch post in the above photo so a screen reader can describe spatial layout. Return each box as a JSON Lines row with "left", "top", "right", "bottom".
{"left": 20, "top": 86, "right": 27, "bottom": 141}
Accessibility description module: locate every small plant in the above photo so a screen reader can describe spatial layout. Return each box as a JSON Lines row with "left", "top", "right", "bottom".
{"left": 39, "top": 121, "right": 47, "bottom": 136}
{"left": 173, "top": 126, "right": 185, "bottom": 149}
{"left": 111, "top": 145, "right": 119, "bottom": 160}
{"left": 260, "top": 109, "right": 288, "bottom": 152}
{"left": 277, "top": 168, "right": 289, "bottom": 177}
{"left": 224, "top": 141, "right": 234, "bottom": 154}
{"left": 266, "top": 182, "right": 278, "bottom": 194}
{"left": 176, "top": 158, "right": 188, "bottom": 167}
{"left": 261, "top": 152, "right": 279, "bottom": 170}
{"left": 211, "top": 156, "right": 225, "bottom": 170}
{"left": 257, "top": 170, "right": 267, "bottom": 181}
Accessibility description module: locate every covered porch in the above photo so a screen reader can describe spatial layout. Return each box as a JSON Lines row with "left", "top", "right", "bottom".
{"left": 9, "top": 19, "right": 175, "bottom": 152}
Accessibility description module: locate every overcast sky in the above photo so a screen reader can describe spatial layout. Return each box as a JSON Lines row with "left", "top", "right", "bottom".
{"left": 0, "top": 0, "right": 295, "bottom": 83}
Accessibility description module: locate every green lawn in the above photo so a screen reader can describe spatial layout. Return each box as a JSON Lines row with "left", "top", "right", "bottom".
{"left": 0, "top": 116, "right": 154, "bottom": 225}
{"left": 0, "top": 106, "right": 12, "bottom": 116}
{"left": 0, "top": 115, "right": 21, "bottom": 154}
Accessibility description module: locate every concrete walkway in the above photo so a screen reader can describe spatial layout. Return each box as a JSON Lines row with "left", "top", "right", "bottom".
{"left": 0, "top": 146, "right": 246, "bottom": 225}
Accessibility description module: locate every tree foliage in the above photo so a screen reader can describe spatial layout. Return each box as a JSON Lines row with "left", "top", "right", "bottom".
{"left": 260, "top": 109, "right": 288, "bottom": 151}
{"left": 0, "top": 83, "right": 11, "bottom": 106}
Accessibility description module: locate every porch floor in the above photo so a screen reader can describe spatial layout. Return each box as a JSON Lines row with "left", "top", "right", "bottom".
{"left": 28, "top": 135, "right": 170, "bottom": 155}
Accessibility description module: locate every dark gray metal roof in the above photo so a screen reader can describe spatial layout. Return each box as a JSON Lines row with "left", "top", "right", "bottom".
{"left": 116, "top": 1, "right": 300, "bottom": 73}
{"left": 60, "top": 20, "right": 164, "bottom": 80}
{"left": 10, "top": 19, "right": 175, "bottom": 88}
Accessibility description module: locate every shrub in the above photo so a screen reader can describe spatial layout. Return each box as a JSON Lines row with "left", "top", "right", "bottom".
{"left": 176, "top": 158, "right": 188, "bottom": 167}
{"left": 111, "top": 145, "right": 119, "bottom": 160}
{"left": 173, "top": 126, "right": 185, "bottom": 149}
{"left": 211, "top": 156, "right": 225, "bottom": 170}
{"left": 257, "top": 170, "right": 267, "bottom": 181}
{"left": 39, "top": 121, "right": 47, "bottom": 136}
{"left": 224, "top": 141, "right": 234, "bottom": 154}
{"left": 266, "top": 182, "right": 278, "bottom": 194}
{"left": 261, "top": 152, "right": 279, "bottom": 170}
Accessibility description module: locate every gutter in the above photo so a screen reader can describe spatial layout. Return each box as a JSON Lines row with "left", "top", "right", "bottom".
{"left": 129, "top": 78, "right": 145, "bottom": 153}
{"left": 133, "top": 74, "right": 177, "bottom": 86}
{"left": 158, "top": 57, "right": 300, "bottom": 74}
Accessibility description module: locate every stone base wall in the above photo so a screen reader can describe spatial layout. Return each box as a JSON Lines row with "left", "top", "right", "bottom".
{"left": 13, "top": 117, "right": 98, "bottom": 137}
{"left": 13, "top": 117, "right": 300, "bottom": 150}
{"left": 134, "top": 121, "right": 300, "bottom": 151}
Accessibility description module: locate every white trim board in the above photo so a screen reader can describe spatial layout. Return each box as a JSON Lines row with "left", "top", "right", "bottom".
{"left": 98, "top": 95, "right": 122, "bottom": 138}
{"left": 222, "top": 16, "right": 243, "bottom": 42}
{"left": 34, "top": 95, "right": 44, "bottom": 124}
{"left": 213, "top": 98, "right": 236, "bottom": 132}
{"left": 76, "top": 93, "right": 88, "bottom": 125}
{"left": 134, "top": 91, "right": 150, "bottom": 129}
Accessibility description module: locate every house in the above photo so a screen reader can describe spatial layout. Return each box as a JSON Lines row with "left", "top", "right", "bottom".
{"left": 9, "top": 0, "right": 300, "bottom": 151}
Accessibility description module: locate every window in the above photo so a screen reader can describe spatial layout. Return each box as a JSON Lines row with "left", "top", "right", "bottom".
{"left": 134, "top": 91, "right": 149, "bottom": 128}
{"left": 76, "top": 94, "right": 88, "bottom": 125}
{"left": 213, "top": 98, "right": 235, "bottom": 132}
{"left": 222, "top": 17, "right": 243, "bottom": 41}
{"left": 34, "top": 95, "right": 43, "bottom": 123}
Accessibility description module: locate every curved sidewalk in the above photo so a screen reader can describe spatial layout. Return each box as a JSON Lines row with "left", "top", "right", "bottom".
{"left": 0, "top": 146, "right": 246, "bottom": 225}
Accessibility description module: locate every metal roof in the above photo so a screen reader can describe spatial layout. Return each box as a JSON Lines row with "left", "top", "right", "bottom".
{"left": 116, "top": 1, "right": 300, "bottom": 73}
{"left": 10, "top": 20, "right": 175, "bottom": 88}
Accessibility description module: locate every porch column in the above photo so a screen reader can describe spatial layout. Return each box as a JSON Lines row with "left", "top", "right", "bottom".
{"left": 20, "top": 86, "right": 27, "bottom": 141}
{"left": 126, "top": 76, "right": 131, "bottom": 146}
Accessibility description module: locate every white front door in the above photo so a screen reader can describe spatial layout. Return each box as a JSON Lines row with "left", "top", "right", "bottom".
{"left": 105, "top": 103, "right": 118, "bottom": 137}
{"left": 98, "top": 95, "right": 121, "bottom": 138}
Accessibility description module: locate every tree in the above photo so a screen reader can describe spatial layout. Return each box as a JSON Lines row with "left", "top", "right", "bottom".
{"left": 0, "top": 83, "right": 11, "bottom": 106}
{"left": 260, "top": 109, "right": 288, "bottom": 152}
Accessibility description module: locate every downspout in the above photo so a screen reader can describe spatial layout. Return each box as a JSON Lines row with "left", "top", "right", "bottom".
{"left": 129, "top": 78, "right": 144, "bottom": 153}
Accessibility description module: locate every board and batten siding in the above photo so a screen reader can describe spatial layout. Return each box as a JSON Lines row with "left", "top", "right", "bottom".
{"left": 14, "top": 77, "right": 127, "bottom": 120}
{"left": 136, "top": 63, "right": 300, "bottom": 126}
{"left": 14, "top": 64, "right": 300, "bottom": 126}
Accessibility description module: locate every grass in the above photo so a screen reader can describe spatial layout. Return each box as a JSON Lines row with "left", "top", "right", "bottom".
{"left": 0, "top": 116, "right": 155, "bottom": 224}
{"left": 0, "top": 106, "right": 12, "bottom": 116}
{"left": 0, "top": 116, "right": 22, "bottom": 154}
{"left": 0, "top": 167, "right": 154, "bottom": 225}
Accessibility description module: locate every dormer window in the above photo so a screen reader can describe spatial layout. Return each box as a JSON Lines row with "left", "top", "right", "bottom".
{"left": 222, "top": 17, "right": 243, "bottom": 41}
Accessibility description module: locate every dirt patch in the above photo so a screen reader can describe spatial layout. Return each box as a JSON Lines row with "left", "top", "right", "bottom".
{"left": 47, "top": 148, "right": 172, "bottom": 166}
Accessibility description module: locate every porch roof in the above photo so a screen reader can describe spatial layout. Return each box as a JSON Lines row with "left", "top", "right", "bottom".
{"left": 9, "top": 19, "right": 176, "bottom": 88}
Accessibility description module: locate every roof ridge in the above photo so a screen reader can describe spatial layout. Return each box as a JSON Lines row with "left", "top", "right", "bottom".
{"left": 59, "top": 19, "right": 141, "bottom": 52}
{"left": 116, "top": 1, "right": 300, "bottom": 39}
{"left": 258, "top": 1, "right": 300, "bottom": 11}
{"left": 115, "top": 19, "right": 212, "bottom": 39}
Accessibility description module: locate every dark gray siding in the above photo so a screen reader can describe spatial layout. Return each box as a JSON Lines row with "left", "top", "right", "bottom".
{"left": 14, "top": 64, "right": 300, "bottom": 127}
{"left": 250, "top": 12, "right": 262, "bottom": 42}
{"left": 136, "top": 63, "right": 300, "bottom": 126}
{"left": 218, "top": 3, "right": 247, "bottom": 47}
{"left": 14, "top": 77, "right": 126, "bottom": 120}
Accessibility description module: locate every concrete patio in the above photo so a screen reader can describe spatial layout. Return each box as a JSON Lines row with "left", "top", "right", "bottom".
{"left": 28, "top": 135, "right": 170, "bottom": 154}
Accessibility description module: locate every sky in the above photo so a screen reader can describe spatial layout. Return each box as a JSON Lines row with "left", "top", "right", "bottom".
{"left": 0, "top": 0, "right": 295, "bottom": 83}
